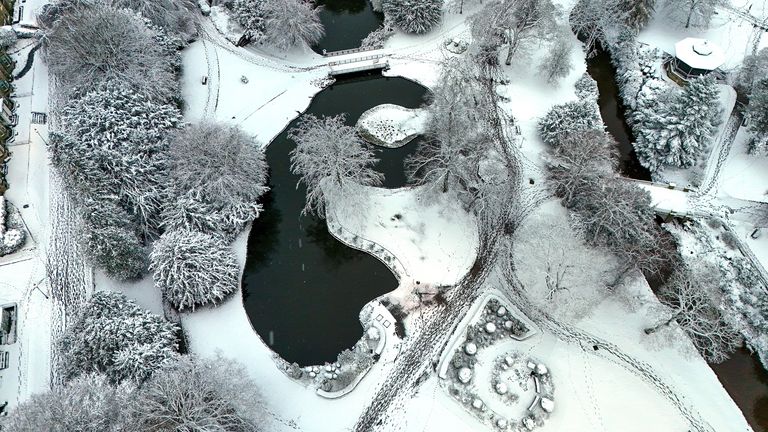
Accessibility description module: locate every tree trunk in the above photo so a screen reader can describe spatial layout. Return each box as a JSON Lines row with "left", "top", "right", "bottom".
{"left": 685, "top": 7, "right": 694, "bottom": 28}
{"left": 505, "top": 33, "right": 519, "bottom": 66}
{"left": 644, "top": 313, "right": 679, "bottom": 335}
{"left": 442, "top": 172, "right": 450, "bottom": 193}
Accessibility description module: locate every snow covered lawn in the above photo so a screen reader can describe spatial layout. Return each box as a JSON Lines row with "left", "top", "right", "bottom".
{"left": 721, "top": 128, "right": 768, "bottom": 203}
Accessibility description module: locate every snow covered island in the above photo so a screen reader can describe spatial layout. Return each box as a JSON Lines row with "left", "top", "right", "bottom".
{"left": 357, "top": 104, "right": 427, "bottom": 148}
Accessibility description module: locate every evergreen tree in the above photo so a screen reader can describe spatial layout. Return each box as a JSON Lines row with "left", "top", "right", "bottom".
{"left": 262, "top": 0, "right": 324, "bottom": 49}
{"left": 747, "top": 79, "right": 768, "bottom": 155}
{"left": 634, "top": 76, "right": 721, "bottom": 171}
{"left": 383, "top": 0, "right": 443, "bottom": 34}
{"left": 231, "top": 0, "right": 267, "bottom": 40}
{"left": 58, "top": 291, "right": 179, "bottom": 384}
{"left": 150, "top": 230, "right": 240, "bottom": 311}
{"left": 616, "top": 0, "right": 655, "bottom": 31}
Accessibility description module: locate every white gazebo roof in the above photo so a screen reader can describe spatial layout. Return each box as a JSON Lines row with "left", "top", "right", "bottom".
{"left": 674, "top": 38, "right": 725, "bottom": 71}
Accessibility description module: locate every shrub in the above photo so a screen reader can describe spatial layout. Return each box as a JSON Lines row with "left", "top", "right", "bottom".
{"left": 537, "top": 100, "right": 603, "bottom": 147}
{"left": 151, "top": 230, "right": 240, "bottom": 311}
{"left": 383, "top": 0, "right": 443, "bottom": 34}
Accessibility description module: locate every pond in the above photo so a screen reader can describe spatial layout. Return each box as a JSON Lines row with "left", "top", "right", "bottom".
{"left": 314, "top": 0, "right": 384, "bottom": 53}
{"left": 585, "top": 49, "right": 652, "bottom": 181}
{"left": 241, "top": 72, "right": 429, "bottom": 366}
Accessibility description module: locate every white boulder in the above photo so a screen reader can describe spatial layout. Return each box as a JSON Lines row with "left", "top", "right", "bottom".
{"left": 366, "top": 327, "right": 380, "bottom": 340}
{"left": 485, "top": 322, "right": 497, "bottom": 333}
{"left": 535, "top": 364, "right": 549, "bottom": 375}
{"left": 541, "top": 397, "right": 554, "bottom": 413}
{"left": 495, "top": 382, "right": 508, "bottom": 395}
{"left": 523, "top": 417, "right": 535, "bottom": 430}
{"left": 472, "top": 398, "right": 484, "bottom": 409}
{"left": 458, "top": 367, "right": 473, "bottom": 384}
{"left": 497, "top": 307, "right": 507, "bottom": 316}
{"left": 464, "top": 342, "right": 478, "bottom": 355}
{"left": 496, "top": 418, "right": 508, "bottom": 429}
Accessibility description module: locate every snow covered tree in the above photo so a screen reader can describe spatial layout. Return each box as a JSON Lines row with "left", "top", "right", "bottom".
{"left": 1, "top": 374, "right": 133, "bottom": 432}
{"left": 616, "top": 0, "right": 656, "bottom": 30}
{"left": 58, "top": 291, "right": 179, "bottom": 384}
{"left": 289, "top": 114, "right": 383, "bottom": 217}
{"left": 537, "top": 100, "right": 604, "bottom": 147}
{"left": 57, "top": 82, "right": 182, "bottom": 239}
{"left": 128, "top": 356, "right": 264, "bottom": 431}
{"left": 383, "top": 0, "right": 443, "bottom": 34}
{"left": 263, "top": 0, "right": 324, "bottom": 49}
{"left": 574, "top": 72, "right": 599, "bottom": 101}
{"left": 471, "top": 0, "right": 557, "bottom": 65}
{"left": 546, "top": 129, "right": 618, "bottom": 201}
{"left": 539, "top": 33, "right": 574, "bottom": 85}
{"left": 78, "top": 196, "right": 149, "bottom": 281}
{"left": 736, "top": 48, "right": 768, "bottom": 99}
{"left": 151, "top": 230, "right": 240, "bottom": 311}
{"left": 43, "top": 3, "right": 177, "bottom": 101}
{"left": 446, "top": 0, "right": 483, "bottom": 14}
{"left": 747, "top": 79, "right": 768, "bottom": 155}
{"left": 633, "top": 75, "right": 721, "bottom": 171}
{"left": 665, "top": 0, "right": 720, "bottom": 29}
{"left": 407, "top": 58, "right": 490, "bottom": 194}
{"left": 0, "top": 26, "right": 17, "bottom": 50}
{"left": 107, "top": 0, "right": 197, "bottom": 39}
{"left": 164, "top": 122, "right": 269, "bottom": 240}
{"left": 513, "top": 210, "right": 612, "bottom": 321}
{"left": 561, "top": 176, "right": 677, "bottom": 288}
{"left": 645, "top": 264, "right": 741, "bottom": 363}
{"left": 231, "top": 0, "right": 267, "bottom": 40}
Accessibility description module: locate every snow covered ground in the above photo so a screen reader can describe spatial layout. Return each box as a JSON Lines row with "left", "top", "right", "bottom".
{"left": 721, "top": 128, "right": 768, "bottom": 203}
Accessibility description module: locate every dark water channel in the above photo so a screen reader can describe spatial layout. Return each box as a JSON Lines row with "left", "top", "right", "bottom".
{"left": 585, "top": 50, "right": 651, "bottom": 181}
{"left": 241, "top": 72, "right": 428, "bottom": 366}
{"left": 314, "top": 0, "right": 383, "bottom": 53}
{"left": 711, "top": 347, "right": 768, "bottom": 431}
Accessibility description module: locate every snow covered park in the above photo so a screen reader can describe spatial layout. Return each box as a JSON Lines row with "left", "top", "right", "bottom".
{"left": 2, "top": 0, "right": 768, "bottom": 431}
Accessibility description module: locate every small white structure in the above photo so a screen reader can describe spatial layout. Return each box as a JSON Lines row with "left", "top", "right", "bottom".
{"left": 458, "top": 367, "right": 473, "bottom": 384}
{"left": 669, "top": 38, "right": 725, "bottom": 81}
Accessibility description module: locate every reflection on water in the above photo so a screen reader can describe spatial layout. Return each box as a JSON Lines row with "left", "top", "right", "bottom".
{"left": 711, "top": 346, "right": 768, "bottom": 431}
{"left": 313, "top": 0, "right": 383, "bottom": 52}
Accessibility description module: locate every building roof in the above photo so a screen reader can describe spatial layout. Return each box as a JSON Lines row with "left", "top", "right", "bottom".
{"left": 674, "top": 38, "right": 725, "bottom": 71}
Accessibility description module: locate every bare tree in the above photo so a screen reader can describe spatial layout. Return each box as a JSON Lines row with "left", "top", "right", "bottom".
{"left": 539, "top": 32, "right": 574, "bottom": 85}
{"left": 128, "top": 356, "right": 264, "bottom": 431}
{"left": 645, "top": 264, "right": 742, "bottom": 363}
{"left": 164, "top": 122, "right": 269, "bottom": 239}
{"left": 43, "top": 3, "right": 177, "bottom": 101}
{"left": 263, "top": 0, "right": 324, "bottom": 49}
{"left": 513, "top": 210, "right": 612, "bottom": 321}
{"left": 1, "top": 374, "right": 134, "bottom": 432}
{"left": 407, "top": 58, "right": 489, "bottom": 194}
{"left": 471, "top": 0, "right": 557, "bottom": 66}
{"left": 664, "top": 0, "right": 721, "bottom": 29}
{"left": 545, "top": 129, "right": 618, "bottom": 202}
{"left": 289, "top": 114, "right": 383, "bottom": 218}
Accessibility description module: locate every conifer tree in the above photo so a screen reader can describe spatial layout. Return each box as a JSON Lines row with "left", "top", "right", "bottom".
{"left": 383, "top": 0, "right": 444, "bottom": 34}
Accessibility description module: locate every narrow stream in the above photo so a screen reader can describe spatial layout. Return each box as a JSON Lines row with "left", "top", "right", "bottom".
{"left": 242, "top": 72, "right": 428, "bottom": 366}
{"left": 585, "top": 49, "right": 651, "bottom": 181}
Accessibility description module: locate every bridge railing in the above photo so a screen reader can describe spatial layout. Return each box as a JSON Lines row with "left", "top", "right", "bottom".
{"left": 322, "top": 46, "right": 379, "bottom": 57}
{"left": 327, "top": 54, "right": 387, "bottom": 67}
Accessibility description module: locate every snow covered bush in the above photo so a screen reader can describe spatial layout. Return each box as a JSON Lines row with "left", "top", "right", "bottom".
{"left": 574, "top": 72, "right": 599, "bottom": 101}
{"left": 164, "top": 122, "right": 269, "bottom": 240}
{"left": 736, "top": 48, "right": 768, "bottom": 100}
{"left": 540, "top": 34, "right": 574, "bottom": 85}
{"left": 230, "top": 0, "right": 267, "bottom": 40}
{"left": 0, "top": 373, "right": 134, "bottom": 432}
{"left": 633, "top": 76, "right": 721, "bottom": 172}
{"left": 43, "top": 3, "right": 178, "bottom": 101}
{"left": 383, "top": 0, "right": 443, "bottom": 34}
{"left": 537, "top": 100, "right": 604, "bottom": 147}
{"left": 289, "top": 114, "right": 383, "bottom": 217}
{"left": 78, "top": 197, "right": 149, "bottom": 281}
{"left": 55, "top": 82, "right": 182, "bottom": 239}
{"left": 262, "top": 0, "right": 324, "bottom": 49}
{"left": 360, "top": 20, "right": 395, "bottom": 49}
{"left": 129, "top": 356, "right": 264, "bottom": 430}
{"left": 151, "top": 230, "right": 240, "bottom": 311}
{"left": 0, "top": 26, "right": 17, "bottom": 50}
{"left": 0, "top": 197, "right": 27, "bottom": 257}
{"left": 747, "top": 79, "right": 768, "bottom": 156}
{"left": 58, "top": 291, "right": 179, "bottom": 384}
{"left": 108, "top": 0, "right": 197, "bottom": 40}
{"left": 616, "top": 0, "right": 656, "bottom": 31}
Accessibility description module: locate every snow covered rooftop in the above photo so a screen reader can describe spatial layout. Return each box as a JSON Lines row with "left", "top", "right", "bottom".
{"left": 674, "top": 38, "right": 725, "bottom": 71}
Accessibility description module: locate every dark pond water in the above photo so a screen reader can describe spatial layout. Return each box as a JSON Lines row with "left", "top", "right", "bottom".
{"left": 314, "top": 0, "right": 383, "bottom": 53}
{"left": 585, "top": 50, "right": 652, "bottom": 181}
{"left": 711, "top": 347, "right": 768, "bottom": 432}
{"left": 242, "top": 72, "right": 429, "bottom": 366}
